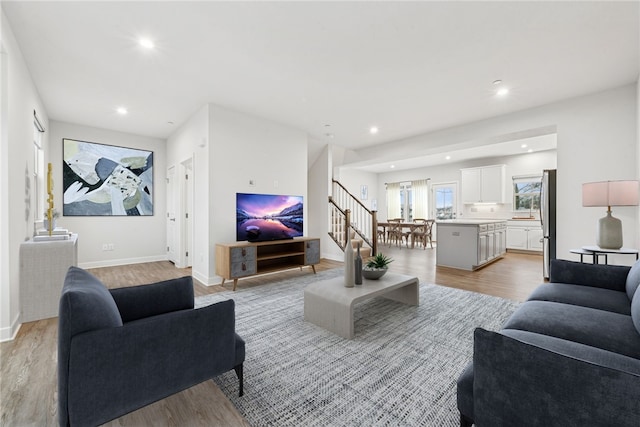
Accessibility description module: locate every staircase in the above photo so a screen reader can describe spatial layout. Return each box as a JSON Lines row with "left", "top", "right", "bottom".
{"left": 328, "top": 180, "right": 377, "bottom": 259}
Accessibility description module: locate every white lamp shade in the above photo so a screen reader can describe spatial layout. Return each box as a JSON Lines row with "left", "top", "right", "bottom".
{"left": 609, "top": 180, "right": 639, "bottom": 206}
{"left": 582, "top": 180, "right": 639, "bottom": 207}
{"left": 582, "top": 182, "right": 609, "bottom": 207}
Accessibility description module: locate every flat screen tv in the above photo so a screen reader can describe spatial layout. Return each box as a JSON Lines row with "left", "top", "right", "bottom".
{"left": 236, "top": 193, "right": 303, "bottom": 242}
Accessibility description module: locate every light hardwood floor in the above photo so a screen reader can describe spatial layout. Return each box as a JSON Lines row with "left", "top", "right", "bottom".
{"left": 0, "top": 247, "right": 543, "bottom": 426}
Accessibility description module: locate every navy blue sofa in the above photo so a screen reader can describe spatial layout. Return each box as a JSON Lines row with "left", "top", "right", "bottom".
{"left": 58, "top": 266, "right": 245, "bottom": 427}
{"left": 457, "top": 259, "right": 640, "bottom": 426}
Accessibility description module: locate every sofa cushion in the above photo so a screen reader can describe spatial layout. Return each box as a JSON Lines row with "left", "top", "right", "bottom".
{"left": 502, "top": 301, "right": 640, "bottom": 359}
{"left": 109, "top": 276, "right": 194, "bottom": 323}
{"left": 626, "top": 260, "right": 640, "bottom": 300}
{"left": 527, "top": 283, "right": 631, "bottom": 315}
{"left": 549, "top": 259, "right": 629, "bottom": 292}
{"left": 60, "top": 267, "right": 123, "bottom": 337}
{"left": 632, "top": 291, "right": 640, "bottom": 335}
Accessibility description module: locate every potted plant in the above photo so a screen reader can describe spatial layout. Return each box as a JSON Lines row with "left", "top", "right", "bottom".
{"left": 362, "top": 253, "right": 393, "bottom": 280}
{"left": 43, "top": 209, "right": 60, "bottom": 230}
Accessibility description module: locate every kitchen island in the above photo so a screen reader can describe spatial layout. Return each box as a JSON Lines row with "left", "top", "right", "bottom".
{"left": 436, "top": 219, "right": 507, "bottom": 270}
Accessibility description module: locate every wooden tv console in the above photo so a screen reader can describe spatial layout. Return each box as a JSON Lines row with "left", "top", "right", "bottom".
{"left": 215, "top": 237, "right": 320, "bottom": 291}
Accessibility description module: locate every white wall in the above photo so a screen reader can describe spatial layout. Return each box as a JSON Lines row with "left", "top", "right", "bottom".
{"left": 49, "top": 121, "right": 167, "bottom": 268}
{"left": 308, "top": 143, "right": 333, "bottom": 259}
{"left": 168, "top": 104, "right": 308, "bottom": 285}
{"left": 343, "top": 84, "right": 638, "bottom": 266}
{"left": 1, "top": 11, "right": 49, "bottom": 341}
{"left": 166, "top": 105, "right": 210, "bottom": 283}
{"left": 336, "top": 168, "right": 379, "bottom": 212}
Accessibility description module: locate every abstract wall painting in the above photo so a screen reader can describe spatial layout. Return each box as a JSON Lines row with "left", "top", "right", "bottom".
{"left": 62, "top": 138, "right": 153, "bottom": 216}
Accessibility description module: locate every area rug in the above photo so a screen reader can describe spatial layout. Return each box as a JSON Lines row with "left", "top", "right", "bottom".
{"left": 196, "top": 269, "right": 519, "bottom": 426}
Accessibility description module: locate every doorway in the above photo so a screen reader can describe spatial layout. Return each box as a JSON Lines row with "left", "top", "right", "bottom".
{"left": 166, "top": 158, "right": 194, "bottom": 269}
{"left": 431, "top": 182, "right": 458, "bottom": 220}
{"left": 166, "top": 166, "right": 177, "bottom": 264}
{"left": 181, "top": 158, "right": 193, "bottom": 268}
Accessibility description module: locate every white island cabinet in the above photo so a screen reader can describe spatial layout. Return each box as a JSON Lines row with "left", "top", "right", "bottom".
{"left": 436, "top": 220, "right": 507, "bottom": 270}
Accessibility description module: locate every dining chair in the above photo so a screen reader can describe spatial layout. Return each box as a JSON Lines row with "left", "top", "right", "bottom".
{"left": 410, "top": 218, "right": 435, "bottom": 249}
{"left": 387, "top": 218, "right": 407, "bottom": 248}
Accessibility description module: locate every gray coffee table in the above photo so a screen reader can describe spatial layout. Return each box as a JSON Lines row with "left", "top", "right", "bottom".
{"left": 303, "top": 272, "right": 419, "bottom": 339}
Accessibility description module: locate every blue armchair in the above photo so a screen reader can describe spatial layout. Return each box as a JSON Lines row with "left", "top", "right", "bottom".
{"left": 58, "top": 266, "right": 245, "bottom": 427}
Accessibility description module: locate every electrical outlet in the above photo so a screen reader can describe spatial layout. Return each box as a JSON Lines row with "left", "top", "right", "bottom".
{"left": 102, "top": 244, "right": 109, "bottom": 251}
{"left": 108, "top": 243, "right": 114, "bottom": 251}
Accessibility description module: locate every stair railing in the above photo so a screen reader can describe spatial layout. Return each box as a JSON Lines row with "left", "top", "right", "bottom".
{"left": 329, "top": 180, "right": 378, "bottom": 256}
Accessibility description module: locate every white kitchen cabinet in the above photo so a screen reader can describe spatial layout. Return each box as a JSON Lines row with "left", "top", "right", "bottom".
{"left": 506, "top": 221, "right": 543, "bottom": 252}
{"left": 461, "top": 165, "right": 506, "bottom": 204}
{"left": 437, "top": 220, "right": 507, "bottom": 270}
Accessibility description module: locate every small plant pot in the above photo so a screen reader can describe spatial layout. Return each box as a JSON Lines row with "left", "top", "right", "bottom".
{"left": 362, "top": 268, "right": 387, "bottom": 280}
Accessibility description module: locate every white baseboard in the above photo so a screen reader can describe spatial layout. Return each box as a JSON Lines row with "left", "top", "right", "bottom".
{"left": 79, "top": 254, "right": 169, "bottom": 269}
{"left": 0, "top": 313, "right": 21, "bottom": 342}
{"left": 192, "top": 269, "right": 219, "bottom": 287}
{"left": 322, "top": 252, "right": 343, "bottom": 262}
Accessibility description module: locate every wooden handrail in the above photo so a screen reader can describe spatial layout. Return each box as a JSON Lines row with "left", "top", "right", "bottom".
{"left": 329, "top": 181, "right": 378, "bottom": 256}
{"left": 332, "top": 180, "right": 373, "bottom": 214}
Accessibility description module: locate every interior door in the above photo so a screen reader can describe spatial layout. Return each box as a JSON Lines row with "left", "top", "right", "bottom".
{"left": 182, "top": 159, "right": 193, "bottom": 267}
{"left": 166, "top": 166, "right": 177, "bottom": 264}
{"left": 431, "top": 182, "right": 457, "bottom": 220}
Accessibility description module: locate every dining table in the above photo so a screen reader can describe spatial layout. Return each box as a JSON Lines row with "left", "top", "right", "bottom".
{"left": 377, "top": 221, "right": 423, "bottom": 248}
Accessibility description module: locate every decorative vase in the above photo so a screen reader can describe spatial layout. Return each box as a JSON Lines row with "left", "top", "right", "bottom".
{"left": 354, "top": 242, "right": 362, "bottom": 285}
{"left": 344, "top": 233, "right": 355, "bottom": 287}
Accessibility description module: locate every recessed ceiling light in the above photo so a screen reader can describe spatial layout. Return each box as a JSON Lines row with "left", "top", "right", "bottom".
{"left": 390, "top": 165, "right": 395, "bottom": 169}
{"left": 139, "top": 38, "right": 155, "bottom": 49}
{"left": 116, "top": 107, "right": 128, "bottom": 115}
{"left": 445, "top": 155, "right": 451, "bottom": 160}
{"left": 528, "top": 149, "right": 533, "bottom": 153}
{"left": 370, "top": 126, "right": 379, "bottom": 135}
{"left": 521, "top": 144, "right": 527, "bottom": 148}
{"left": 496, "top": 87, "right": 509, "bottom": 97}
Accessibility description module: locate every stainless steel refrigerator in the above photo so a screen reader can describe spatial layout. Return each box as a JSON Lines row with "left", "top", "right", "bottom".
{"left": 541, "top": 169, "right": 557, "bottom": 279}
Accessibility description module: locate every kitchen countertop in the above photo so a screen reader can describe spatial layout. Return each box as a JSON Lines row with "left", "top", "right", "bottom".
{"left": 437, "top": 219, "right": 508, "bottom": 225}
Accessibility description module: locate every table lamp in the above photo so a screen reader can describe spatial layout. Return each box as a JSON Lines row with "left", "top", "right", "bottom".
{"left": 582, "top": 180, "right": 639, "bottom": 249}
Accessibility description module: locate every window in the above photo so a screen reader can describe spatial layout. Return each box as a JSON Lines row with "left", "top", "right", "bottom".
{"left": 513, "top": 176, "right": 542, "bottom": 212}
{"left": 399, "top": 182, "right": 412, "bottom": 221}
{"left": 432, "top": 183, "right": 457, "bottom": 220}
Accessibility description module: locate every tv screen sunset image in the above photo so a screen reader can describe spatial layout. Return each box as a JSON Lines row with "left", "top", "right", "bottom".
{"left": 236, "top": 193, "right": 303, "bottom": 242}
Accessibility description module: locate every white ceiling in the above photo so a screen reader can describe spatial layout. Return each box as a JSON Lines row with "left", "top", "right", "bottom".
{"left": 3, "top": 1, "right": 639, "bottom": 169}
{"left": 355, "top": 133, "right": 558, "bottom": 173}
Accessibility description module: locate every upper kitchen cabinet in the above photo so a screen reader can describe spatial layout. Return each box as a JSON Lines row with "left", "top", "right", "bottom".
{"left": 461, "top": 164, "right": 506, "bottom": 204}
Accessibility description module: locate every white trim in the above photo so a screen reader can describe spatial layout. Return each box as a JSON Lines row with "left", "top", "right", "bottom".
{"left": 78, "top": 254, "right": 168, "bottom": 269}
{"left": 192, "top": 269, "right": 223, "bottom": 287}
{"left": 0, "top": 313, "right": 22, "bottom": 343}
{"left": 323, "top": 252, "right": 343, "bottom": 262}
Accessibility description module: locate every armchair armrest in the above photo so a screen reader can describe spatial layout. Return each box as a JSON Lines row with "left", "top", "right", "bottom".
{"left": 473, "top": 328, "right": 640, "bottom": 427}
{"left": 549, "top": 259, "right": 629, "bottom": 292}
{"left": 109, "top": 276, "right": 194, "bottom": 322}
{"left": 64, "top": 299, "right": 237, "bottom": 427}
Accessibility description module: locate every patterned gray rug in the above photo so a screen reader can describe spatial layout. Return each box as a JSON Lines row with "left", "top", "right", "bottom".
{"left": 196, "top": 269, "right": 519, "bottom": 426}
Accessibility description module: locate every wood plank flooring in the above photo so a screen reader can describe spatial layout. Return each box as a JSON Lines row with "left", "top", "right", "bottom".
{"left": 0, "top": 248, "right": 544, "bottom": 426}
